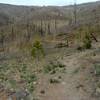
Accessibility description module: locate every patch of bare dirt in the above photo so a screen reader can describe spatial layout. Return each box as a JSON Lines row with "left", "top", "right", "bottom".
{"left": 36, "top": 44, "right": 100, "bottom": 100}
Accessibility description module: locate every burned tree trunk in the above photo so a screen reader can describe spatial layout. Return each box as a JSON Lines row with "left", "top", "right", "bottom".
{"left": 26, "top": 23, "right": 31, "bottom": 42}
{"left": 40, "top": 20, "right": 44, "bottom": 36}
{"left": 48, "top": 23, "right": 51, "bottom": 35}
{"left": 54, "top": 19, "right": 57, "bottom": 34}
{"left": 0, "top": 30, "right": 5, "bottom": 50}
{"left": 73, "top": 0, "right": 77, "bottom": 26}
{"left": 11, "top": 26, "right": 15, "bottom": 41}
{"left": 90, "top": 33, "right": 98, "bottom": 42}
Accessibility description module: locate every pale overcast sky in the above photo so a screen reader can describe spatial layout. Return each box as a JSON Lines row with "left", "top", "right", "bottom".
{"left": 0, "top": 0, "right": 99, "bottom": 6}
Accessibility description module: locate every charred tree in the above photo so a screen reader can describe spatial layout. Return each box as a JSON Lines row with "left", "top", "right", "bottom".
{"left": 48, "top": 23, "right": 51, "bottom": 35}
{"left": 11, "top": 26, "right": 15, "bottom": 41}
{"left": 73, "top": 0, "right": 77, "bottom": 26}
{"left": 40, "top": 20, "right": 44, "bottom": 36}
{"left": 26, "top": 23, "right": 31, "bottom": 42}
{"left": 0, "top": 30, "right": 5, "bottom": 50}
{"left": 54, "top": 19, "right": 57, "bottom": 34}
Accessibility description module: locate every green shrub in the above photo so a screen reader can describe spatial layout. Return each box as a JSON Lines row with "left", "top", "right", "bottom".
{"left": 58, "top": 62, "right": 66, "bottom": 68}
{"left": 18, "top": 63, "right": 27, "bottom": 73}
{"left": 83, "top": 34, "right": 92, "bottom": 49}
{"left": 31, "top": 40, "right": 45, "bottom": 59}
{"left": 27, "top": 74, "right": 37, "bottom": 83}
{"left": 44, "top": 64, "right": 55, "bottom": 73}
{"left": 77, "top": 46, "right": 83, "bottom": 51}
{"left": 23, "top": 73, "right": 37, "bottom": 93}
{"left": 27, "top": 82, "right": 35, "bottom": 93}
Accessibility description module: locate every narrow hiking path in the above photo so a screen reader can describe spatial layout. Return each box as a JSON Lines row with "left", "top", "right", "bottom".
{"left": 58, "top": 51, "right": 95, "bottom": 100}
{"left": 36, "top": 50, "right": 98, "bottom": 100}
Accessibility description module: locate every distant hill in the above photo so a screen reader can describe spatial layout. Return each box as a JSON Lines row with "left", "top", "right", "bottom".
{"left": 0, "top": 1, "right": 100, "bottom": 25}
{"left": 0, "top": 1, "right": 100, "bottom": 41}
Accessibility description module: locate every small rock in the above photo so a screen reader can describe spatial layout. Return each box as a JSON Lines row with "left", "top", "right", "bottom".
{"left": 33, "top": 82, "right": 37, "bottom": 85}
{"left": 40, "top": 90, "right": 45, "bottom": 94}
{"left": 58, "top": 76, "right": 62, "bottom": 79}
{"left": 76, "top": 84, "right": 84, "bottom": 89}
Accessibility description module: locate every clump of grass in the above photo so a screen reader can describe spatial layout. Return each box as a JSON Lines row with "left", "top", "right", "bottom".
{"left": 6, "top": 79, "right": 17, "bottom": 91}
{"left": 28, "top": 74, "right": 37, "bottom": 83}
{"left": 72, "top": 67, "right": 80, "bottom": 75}
{"left": 27, "top": 82, "right": 35, "bottom": 93}
{"left": 49, "top": 78, "right": 60, "bottom": 84}
{"left": 77, "top": 46, "right": 83, "bottom": 51}
{"left": 18, "top": 63, "right": 27, "bottom": 73}
{"left": 44, "top": 60, "right": 66, "bottom": 74}
{"left": 83, "top": 34, "right": 92, "bottom": 49}
{"left": 20, "top": 69, "right": 37, "bottom": 93}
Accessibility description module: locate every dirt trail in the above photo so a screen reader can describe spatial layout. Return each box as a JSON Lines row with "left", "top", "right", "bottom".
{"left": 36, "top": 50, "right": 97, "bottom": 100}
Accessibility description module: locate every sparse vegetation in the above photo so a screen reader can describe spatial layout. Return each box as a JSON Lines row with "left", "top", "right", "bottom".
{"left": 83, "top": 34, "right": 92, "bottom": 49}
{"left": 49, "top": 77, "right": 60, "bottom": 84}
{"left": 72, "top": 67, "right": 80, "bottom": 74}
{"left": 0, "top": 62, "right": 37, "bottom": 99}
{"left": 44, "top": 60, "right": 66, "bottom": 74}
{"left": 77, "top": 46, "right": 83, "bottom": 51}
{"left": 0, "top": 1, "right": 100, "bottom": 100}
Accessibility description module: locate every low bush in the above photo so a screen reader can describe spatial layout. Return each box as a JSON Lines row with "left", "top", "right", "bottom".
{"left": 31, "top": 40, "right": 45, "bottom": 60}
{"left": 44, "top": 61, "right": 66, "bottom": 74}
{"left": 77, "top": 46, "right": 83, "bottom": 51}
{"left": 83, "top": 34, "right": 92, "bottom": 49}
{"left": 49, "top": 78, "right": 60, "bottom": 84}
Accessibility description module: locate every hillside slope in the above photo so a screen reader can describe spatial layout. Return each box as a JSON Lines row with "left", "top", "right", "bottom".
{"left": 0, "top": 1, "right": 100, "bottom": 25}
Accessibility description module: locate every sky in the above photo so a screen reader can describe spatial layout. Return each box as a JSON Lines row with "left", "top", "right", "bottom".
{"left": 0, "top": 0, "right": 99, "bottom": 6}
